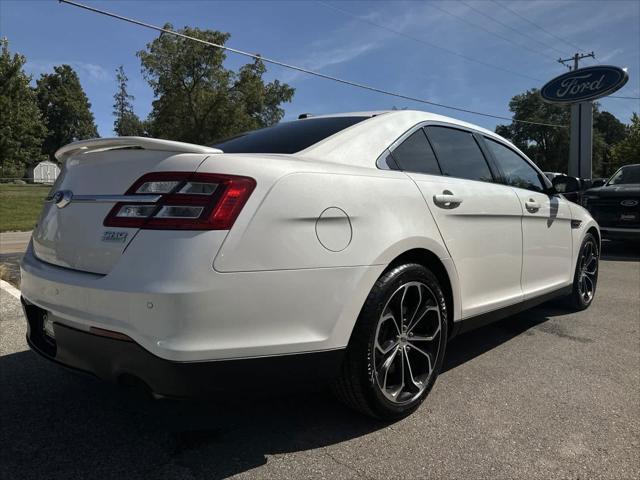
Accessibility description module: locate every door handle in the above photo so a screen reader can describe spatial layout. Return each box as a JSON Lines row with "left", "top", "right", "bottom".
{"left": 525, "top": 199, "right": 540, "bottom": 212}
{"left": 433, "top": 191, "right": 463, "bottom": 209}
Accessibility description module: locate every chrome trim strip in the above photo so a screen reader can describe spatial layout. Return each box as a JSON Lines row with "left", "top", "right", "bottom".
{"left": 45, "top": 194, "right": 161, "bottom": 204}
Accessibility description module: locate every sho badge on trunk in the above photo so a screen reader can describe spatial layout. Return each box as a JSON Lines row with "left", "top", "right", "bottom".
{"left": 101, "top": 231, "right": 128, "bottom": 243}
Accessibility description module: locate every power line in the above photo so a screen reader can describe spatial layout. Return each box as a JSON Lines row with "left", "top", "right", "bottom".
{"left": 316, "top": 1, "right": 544, "bottom": 83}
{"left": 58, "top": 0, "right": 567, "bottom": 128}
{"left": 460, "top": 1, "right": 569, "bottom": 57}
{"left": 489, "top": 0, "right": 585, "bottom": 53}
{"left": 608, "top": 95, "right": 640, "bottom": 100}
{"left": 429, "top": 2, "right": 557, "bottom": 64}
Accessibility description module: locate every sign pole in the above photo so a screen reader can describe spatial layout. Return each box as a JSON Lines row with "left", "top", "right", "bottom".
{"left": 557, "top": 52, "right": 596, "bottom": 179}
{"left": 568, "top": 102, "right": 593, "bottom": 179}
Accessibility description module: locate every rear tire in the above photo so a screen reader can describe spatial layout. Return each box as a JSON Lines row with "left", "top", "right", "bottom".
{"left": 566, "top": 232, "right": 599, "bottom": 311}
{"left": 333, "top": 263, "right": 448, "bottom": 420}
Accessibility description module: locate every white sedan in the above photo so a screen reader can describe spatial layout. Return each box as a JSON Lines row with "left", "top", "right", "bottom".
{"left": 21, "top": 110, "right": 599, "bottom": 419}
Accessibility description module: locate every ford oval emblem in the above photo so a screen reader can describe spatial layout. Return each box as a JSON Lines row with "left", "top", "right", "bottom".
{"left": 53, "top": 190, "right": 73, "bottom": 209}
{"left": 621, "top": 199, "right": 638, "bottom": 207}
{"left": 541, "top": 65, "right": 629, "bottom": 104}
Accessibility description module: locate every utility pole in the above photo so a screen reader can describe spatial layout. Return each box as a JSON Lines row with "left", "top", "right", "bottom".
{"left": 558, "top": 52, "right": 597, "bottom": 179}
{"left": 557, "top": 51, "right": 595, "bottom": 71}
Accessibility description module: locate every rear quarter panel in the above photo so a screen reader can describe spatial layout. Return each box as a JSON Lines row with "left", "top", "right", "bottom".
{"left": 213, "top": 170, "right": 451, "bottom": 271}
{"left": 210, "top": 165, "right": 462, "bottom": 331}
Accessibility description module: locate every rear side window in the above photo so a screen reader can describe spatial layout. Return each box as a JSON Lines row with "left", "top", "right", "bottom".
{"left": 213, "top": 116, "right": 368, "bottom": 154}
{"left": 484, "top": 138, "right": 545, "bottom": 192}
{"left": 391, "top": 129, "right": 441, "bottom": 175}
{"left": 425, "top": 126, "right": 493, "bottom": 182}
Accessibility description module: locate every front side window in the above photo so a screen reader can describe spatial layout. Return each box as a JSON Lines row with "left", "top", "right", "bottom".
{"left": 425, "top": 126, "right": 493, "bottom": 182}
{"left": 484, "top": 138, "right": 545, "bottom": 192}
{"left": 391, "top": 129, "right": 441, "bottom": 175}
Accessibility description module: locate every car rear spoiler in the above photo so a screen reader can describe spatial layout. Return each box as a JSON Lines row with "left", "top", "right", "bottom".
{"left": 55, "top": 137, "right": 223, "bottom": 162}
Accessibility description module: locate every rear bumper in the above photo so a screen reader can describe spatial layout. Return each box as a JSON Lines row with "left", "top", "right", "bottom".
{"left": 23, "top": 298, "right": 344, "bottom": 397}
{"left": 20, "top": 243, "right": 384, "bottom": 362}
{"left": 600, "top": 227, "right": 640, "bottom": 241}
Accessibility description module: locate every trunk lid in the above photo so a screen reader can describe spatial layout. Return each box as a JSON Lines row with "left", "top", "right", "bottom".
{"left": 32, "top": 138, "right": 220, "bottom": 274}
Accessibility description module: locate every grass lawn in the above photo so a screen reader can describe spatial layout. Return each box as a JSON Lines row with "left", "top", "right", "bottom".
{"left": 0, "top": 184, "right": 51, "bottom": 232}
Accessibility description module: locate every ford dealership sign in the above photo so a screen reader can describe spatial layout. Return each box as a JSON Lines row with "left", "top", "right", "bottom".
{"left": 541, "top": 65, "right": 628, "bottom": 104}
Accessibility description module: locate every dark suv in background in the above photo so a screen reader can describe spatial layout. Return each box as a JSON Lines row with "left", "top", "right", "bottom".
{"left": 582, "top": 164, "right": 640, "bottom": 242}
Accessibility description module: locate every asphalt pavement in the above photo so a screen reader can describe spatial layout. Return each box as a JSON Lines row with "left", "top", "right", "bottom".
{"left": 0, "top": 241, "right": 638, "bottom": 479}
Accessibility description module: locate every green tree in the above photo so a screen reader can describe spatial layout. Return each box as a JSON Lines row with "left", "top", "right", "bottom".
{"left": 610, "top": 113, "right": 640, "bottom": 170}
{"left": 36, "top": 64, "right": 98, "bottom": 160}
{"left": 113, "top": 65, "right": 146, "bottom": 136}
{"left": 0, "top": 38, "right": 47, "bottom": 178}
{"left": 495, "top": 89, "right": 571, "bottom": 173}
{"left": 593, "top": 110, "right": 628, "bottom": 176}
{"left": 594, "top": 110, "right": 627, "bottom": 146}
{"left": 496, "top": 89, "right": 630, "bottom": 176}
{"left": 137, "top": 25, "right": 294, "bottom": 144}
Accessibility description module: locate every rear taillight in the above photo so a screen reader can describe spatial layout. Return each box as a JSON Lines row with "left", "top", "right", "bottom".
{"left": 104, "top": 172, "right": 256, "bottom": 230}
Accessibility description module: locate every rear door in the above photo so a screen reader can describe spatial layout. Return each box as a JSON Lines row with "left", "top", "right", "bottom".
{"left": 482, "top": 136, "right": 573, "bottom": 297}
{"left": 394, "top": 125, "right": 524, "bottom": 318}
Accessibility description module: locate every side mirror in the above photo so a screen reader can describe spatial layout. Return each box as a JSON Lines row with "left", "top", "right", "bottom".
{"left": 552, "top": 175, "right": 581, "bottom": 193}
{"left": 591, "top": 179, "right": 606, "bottom": 188}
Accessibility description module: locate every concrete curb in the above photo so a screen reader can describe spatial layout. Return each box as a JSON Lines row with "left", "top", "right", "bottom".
{"left": 0, "top": 279, "right": 21, "bottom": 300}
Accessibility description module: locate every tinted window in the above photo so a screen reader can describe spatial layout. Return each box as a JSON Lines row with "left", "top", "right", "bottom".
{"left": 377, "top": 150, "right": 399, "bottom": 170}
{"left": 484, "top": 138, "right": 545, "bottom": 192}
{"left": 391, "top": 129, "right": 441, "bottom": 175}
{"left": 425, "top": 127, "right": 493, "bottom": 182}
{"left": 213, "top": 116, "right": 368, "bottom": 154}
{"left": 608, "top": 165, "right": 640, "bottom": 185}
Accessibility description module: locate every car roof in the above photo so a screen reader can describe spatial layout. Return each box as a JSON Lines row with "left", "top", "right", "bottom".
{"left": 306, "top": 110, "right": 498, "bottom": 137}
{"left": 298, "top": 110, "right": 518, "bottom": 167}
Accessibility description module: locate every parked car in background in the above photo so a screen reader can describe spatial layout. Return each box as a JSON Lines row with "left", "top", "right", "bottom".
{"left": 21, "top": 110, "right": 599, "bottom": 419}
{"left": 582, "top": 164, "right": 640, "bottom": 242}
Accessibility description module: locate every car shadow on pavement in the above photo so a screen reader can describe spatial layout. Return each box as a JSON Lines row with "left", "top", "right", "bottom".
{"left": 0, "top": 348, "right": 386, "bottom": 480}
{"left": 0, "top": 303, "right": 570, "bottom": 480}
{"left": 443, "top": 303, "right": 569, "bottom": 374}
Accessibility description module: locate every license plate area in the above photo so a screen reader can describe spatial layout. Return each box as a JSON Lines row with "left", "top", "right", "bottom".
{"left": 22, "top": 299, "right": 57, "bottom": 357}
{"left": 43, "top": 313, "right": 56, "bottom": 339}
{"left": 620, "top": 213, "right": 638, "bottom": 222}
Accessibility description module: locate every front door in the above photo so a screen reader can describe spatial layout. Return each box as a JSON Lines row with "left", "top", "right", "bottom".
{"left": 514, "top": 189, "right": 573, "bottom": 296}
{"left": 482, "top": 136, "right": 573, "bottom": 297}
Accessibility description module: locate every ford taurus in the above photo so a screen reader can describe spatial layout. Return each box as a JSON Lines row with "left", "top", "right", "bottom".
{"left": 21, "top": 110, "right": 600, "bottom": 419}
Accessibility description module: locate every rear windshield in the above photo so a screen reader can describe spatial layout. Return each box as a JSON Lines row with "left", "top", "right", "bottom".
{"left": 213, "top": 116, "right": 368, "bottom": 154}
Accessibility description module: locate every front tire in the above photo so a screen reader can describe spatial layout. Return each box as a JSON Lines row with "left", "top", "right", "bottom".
{"left": 567, "top": 232, "right": 599, "bottom": 311}
{"left": 333, "top": 263, "right": 448, "bottom": 420}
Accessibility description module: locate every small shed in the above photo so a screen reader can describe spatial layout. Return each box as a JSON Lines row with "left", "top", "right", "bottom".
{"left": 28, "top": 160, "right": 60, "bottom": 184}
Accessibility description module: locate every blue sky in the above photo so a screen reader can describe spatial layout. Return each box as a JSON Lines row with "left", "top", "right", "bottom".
{"left": 1, "top": 0, "right": 639, "bottom": 137}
